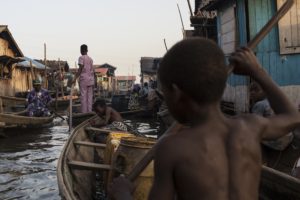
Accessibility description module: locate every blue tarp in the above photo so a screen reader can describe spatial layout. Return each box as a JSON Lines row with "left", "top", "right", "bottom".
{"left": 17, "top": 57, "right": 50, "bottom": 70}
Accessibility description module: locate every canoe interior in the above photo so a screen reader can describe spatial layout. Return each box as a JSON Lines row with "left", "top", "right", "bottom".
{"left": 58, "top": 118, "right": 96, "bottom": 200}
{"left": 58, "top": 117, "right": 145, "bottom": 200}
{"left": 0, "top": 112, "right": 54, "bottom": 126}
{"left": 260, "top": 166, "right": 300, "bottom": 200}
{"left": 259, "top": 138, "right": 300, "bottom": 199}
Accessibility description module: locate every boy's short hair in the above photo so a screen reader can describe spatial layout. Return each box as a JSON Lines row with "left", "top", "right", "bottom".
{"left": 80, "top": 44, "right": 88, "bottom": 52}
{"left": 158, "top": 38, "right": 227, "bottom": 104}
{"left": 93, "top": 99, "right": 106, "bottom": 111}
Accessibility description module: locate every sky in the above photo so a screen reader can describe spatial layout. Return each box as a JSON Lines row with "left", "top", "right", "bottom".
{"left": 2, "top": 0, "right": 194, "bottom": 80}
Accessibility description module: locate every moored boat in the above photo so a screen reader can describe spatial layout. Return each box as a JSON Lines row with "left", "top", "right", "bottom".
{"left": 0, "top": 112, "right": 54, "bottom": 129}
{"left": 0, "top": 95, "right": 26, "bottom": 112}
{"left": 50, "top": 96, "right": 80, "bottom": 111}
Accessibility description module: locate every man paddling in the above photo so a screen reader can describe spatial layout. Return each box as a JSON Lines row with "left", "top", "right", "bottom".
{"left": 110, "top": 38, "right": 300, "bottom": 200}
{"left": 26, "top": 80, "right": 52, "bottom": 117}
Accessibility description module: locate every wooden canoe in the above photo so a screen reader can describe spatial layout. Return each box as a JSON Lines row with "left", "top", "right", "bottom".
{"left": 0, "top": 95, "right": 26, "bottom": 112}
{"left": 58, "top": 117, "right": 300, "bottom": 199}
{"left": 0, "top": 112, "right": 54, "bottom": 128}
{"left": 68, "top": 109, "right": 147, "bottom": 127}
{"left": 49, "top": 96, "right": 80, "bottom": 111}
{"left": 57, "top": 116, "right": 135, "bottom": 200}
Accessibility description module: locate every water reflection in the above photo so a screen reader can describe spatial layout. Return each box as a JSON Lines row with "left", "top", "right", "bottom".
{"left": 0, "top": 119, "right": 68, "bottom": 200}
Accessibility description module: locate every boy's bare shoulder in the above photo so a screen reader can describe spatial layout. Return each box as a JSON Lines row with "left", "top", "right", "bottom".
{"left": 229, "top": 113, "right": 266, "bottom": 135}
{"left": 154, "top": 131, "right": 186, "bottom": 162}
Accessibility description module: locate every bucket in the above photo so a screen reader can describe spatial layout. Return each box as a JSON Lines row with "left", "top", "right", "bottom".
{"left": 113, "top": 137, "right": 156, "bottom": 200}
{"left": 111, "top": 95, "right": 129, "bottom": 112}
{"left": 104, "top": 132, "right": 134, "bottom": 191}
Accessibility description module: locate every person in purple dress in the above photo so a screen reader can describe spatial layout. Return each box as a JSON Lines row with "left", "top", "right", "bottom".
{"left": 73, "top": 44, "right": 95, "bottom": 113}
{"left": 26, "top": 80, "right": 52, "bottom": 117}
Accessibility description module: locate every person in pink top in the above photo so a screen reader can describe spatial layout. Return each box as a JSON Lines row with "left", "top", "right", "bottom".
{"left": 73, "top": 44, "right": 95, "bottom": 113}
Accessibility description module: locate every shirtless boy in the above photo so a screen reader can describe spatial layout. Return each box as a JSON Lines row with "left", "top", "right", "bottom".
{"left": 111, "top": 38, "right": 300, "bottom": 200}
{"left": 91, "top": 99, "right": 123, "bottom": 127}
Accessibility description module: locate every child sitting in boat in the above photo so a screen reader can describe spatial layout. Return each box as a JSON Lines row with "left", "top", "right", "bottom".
{"left": 110, "top": 38, "right": 300, "bottom": 200}
{"left": 26, "top": 80, "right": 52, "bottom": 117}
{"left": 91, "top": 99, "right": 127, "bottom": 131}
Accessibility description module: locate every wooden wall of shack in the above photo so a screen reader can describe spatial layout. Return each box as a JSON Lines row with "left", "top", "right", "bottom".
{"left": 214, "top": 0, "right": 300, "bottom": 113}
{"left": 0, "top": 37, "right": 44, "bottom": 96}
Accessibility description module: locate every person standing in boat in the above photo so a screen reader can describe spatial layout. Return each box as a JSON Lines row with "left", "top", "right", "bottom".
{"left": 90, "top": 99, "right": 127, "bottom": 131}
{"left": 73, "top": 44, "right": 95, "bottom": 113}
{"left": 26, "top": 80, "right": 52, "bottom": 117}
{"left": 110, "top": 39, "right": 300, "bottom": 200}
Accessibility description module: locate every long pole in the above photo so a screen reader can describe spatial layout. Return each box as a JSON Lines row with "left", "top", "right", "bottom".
{"left": 44, "top": 43, "right": 47, "bottom": 88}
{"left": 177, "top": 3, "right": 185, "bottom": 38}
{"left": 163, "top": 38, "right": 168, "bottom": 51}
{"left": 186, "top": 0, "right": 193, "bottom": 17}
{"left": 69, "top": 84, "right": 74, "bottom": 132}
{"left": 58, "top": 58, "right": 65, "bottom": 98}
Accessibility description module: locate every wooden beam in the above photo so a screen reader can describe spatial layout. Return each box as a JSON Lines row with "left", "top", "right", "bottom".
{"left": 74, "top": 141, "right": 107, "bottom": 148}
{"left": 68, "top": 161, "right": 111, "bottom": 171}
{"left": 85, "top": 127, "right": 112, "bottom": 134}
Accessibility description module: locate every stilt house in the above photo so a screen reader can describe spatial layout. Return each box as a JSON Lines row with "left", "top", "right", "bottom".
{"left": 200, "top": 0, "right": 300, "bottom": 112}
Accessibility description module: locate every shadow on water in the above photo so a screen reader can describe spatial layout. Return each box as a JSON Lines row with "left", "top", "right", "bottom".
{"left": 0, "top": 116, "right": 159, "bottom": 200}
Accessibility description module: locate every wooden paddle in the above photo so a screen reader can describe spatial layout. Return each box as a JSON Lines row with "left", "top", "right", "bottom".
{"left": 69, "top": 84, "right": 75, "bottom": 132}
{"left": 51, "top": 110, "right": 65, "bottom": 120}
{"left": 126, "top": 0, "right": 295, "bottom": 182}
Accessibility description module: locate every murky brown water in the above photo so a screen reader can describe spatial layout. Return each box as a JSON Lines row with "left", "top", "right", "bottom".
{"left": 0, "top": 117, "right": 159, "bottom": 200}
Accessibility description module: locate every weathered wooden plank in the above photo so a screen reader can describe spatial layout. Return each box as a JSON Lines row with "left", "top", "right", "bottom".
{"left": 85, "top": 127, "right": 112, "bottom": 134}
{"left": 221, "top": 20, "right": 235, "bottom": 35}
{"left": 220, "top": 6, "right": 235, "bottom": 25}
{"left": 248, "top": 0, "right": 257, "bottom": 39}
{"left": 297, "top": 0, "right": 300, "bottom": 45}
{"left": 68, "top": 161, "right": 111, "bottom": 171}
{"left": 236, "top": 0, "right": 247, "bottom": 46}
{"left": 222, "top": 42, "right": 236, "bottom": 55}
{"left": 221, "top": 30, "right": 236, "bottom": 44}
{"left": 74, "top": 141, "right": 107, "bottom": 148}
{"left": 0, "top": 113, "right": 54, "bottom": 125}
{"left": 277, "top": 0, "right": 293, "bottom": 53}
{"left": 290, "top": 0, "right": 298, "bottom": 47}
{"left": 269, "top": 52, "right": 278, "bottom": 82}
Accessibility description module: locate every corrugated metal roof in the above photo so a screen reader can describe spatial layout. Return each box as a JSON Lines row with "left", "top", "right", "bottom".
{"left": 95, "top": 68, "right": 108, "bottom": 75}
{"left": 94, "top": 63, "right": 117, "bottom": 70}
{"left": 17, "top": 57, "right": 50, "bottom": 70}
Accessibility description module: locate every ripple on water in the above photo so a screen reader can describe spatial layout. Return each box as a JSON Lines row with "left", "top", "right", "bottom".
{"left": 0, "top": 121, "right": 69, "bottom": 200}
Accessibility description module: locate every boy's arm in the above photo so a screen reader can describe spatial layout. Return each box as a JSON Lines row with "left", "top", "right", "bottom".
{"left": 148, "top": 140, "right": 175, "bottom": 200}
{"left": 105, "top": 107, "right": 112, "bottom": 125}
{"left": 73, "top": 57, "right": 84, "bottom": 84}
{"left": 230, "top": 47, "right": 300, "bottom": 139}
{"left": 73, "top": 65, "right": 83, "bottom": 84}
